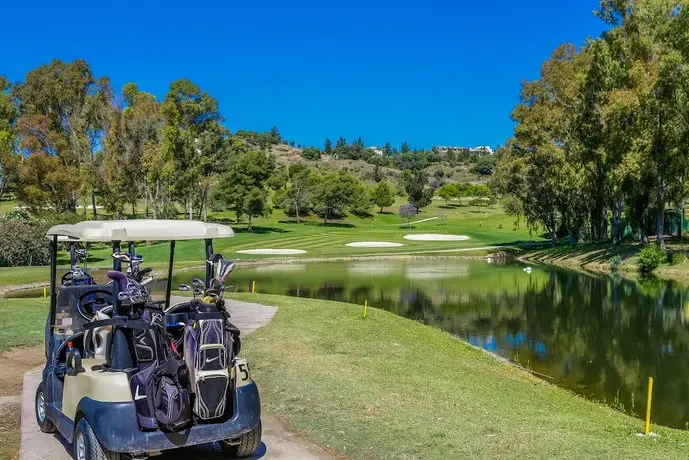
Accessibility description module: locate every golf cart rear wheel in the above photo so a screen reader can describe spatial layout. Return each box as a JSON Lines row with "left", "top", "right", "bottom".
{"left": 35, "top": 382, "right": 56, "bottom": 433}
{"left": 74, "top": 418, "right": 122, "bottom": 460}
{"left": 221, "top": 422, "right": 262, "bottom": 458}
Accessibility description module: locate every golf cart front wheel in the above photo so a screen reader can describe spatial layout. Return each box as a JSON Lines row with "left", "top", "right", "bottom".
{"left": 35, "top": 382, "right": 56, "bottom": 433}
{"left": 74, "top": 418, "right": 122, "bottom": 460}
{"left": 221, "top": 422, "right": 262, "bottom": 458}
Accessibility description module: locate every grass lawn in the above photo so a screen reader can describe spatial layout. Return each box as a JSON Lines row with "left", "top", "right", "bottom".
{"left": 0, "top": 298, "right": 48, "bottom": 351}
{"left": 234, "top": 293, "right": 689, "bottom": 459}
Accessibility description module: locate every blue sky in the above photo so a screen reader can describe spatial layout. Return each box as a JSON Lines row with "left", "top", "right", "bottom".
{"left": 1, "top": 0, "right": 605, "bottom": 150}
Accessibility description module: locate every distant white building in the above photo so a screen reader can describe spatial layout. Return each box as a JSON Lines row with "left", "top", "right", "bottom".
{"left": 434, "top": 145, "right": 494, "bottom": 155}
{"left": 369, "top": 146, "right": 385, "bottom": 156}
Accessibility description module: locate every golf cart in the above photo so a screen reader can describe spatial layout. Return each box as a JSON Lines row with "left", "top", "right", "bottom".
{"left": 36, "top": 220, "right": 262, "bottom": 459}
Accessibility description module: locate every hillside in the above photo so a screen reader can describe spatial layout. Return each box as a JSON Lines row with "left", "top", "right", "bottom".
{"left": 269, "top": 143, "right": 488, "bottom": 185}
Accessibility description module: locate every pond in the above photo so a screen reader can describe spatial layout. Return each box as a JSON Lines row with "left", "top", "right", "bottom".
{"left": 11, "top": 258, "right": 689, "bottom": 428}
{"left": 172, "top": 259, "right": 689, "bottom": 429}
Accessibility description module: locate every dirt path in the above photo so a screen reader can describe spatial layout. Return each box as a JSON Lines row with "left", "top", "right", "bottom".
{"left": 0, "top": 345, "right": 45, "bottom": 460}
{"left": 17, "top": 299, "right": 335, "bottom": 460}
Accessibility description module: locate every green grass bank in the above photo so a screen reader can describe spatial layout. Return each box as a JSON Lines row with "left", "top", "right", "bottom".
{"left": 235, "top": 293, "right": 689, "bottom": 459}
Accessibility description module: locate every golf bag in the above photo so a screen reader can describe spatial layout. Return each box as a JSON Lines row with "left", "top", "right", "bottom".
{"left": 184, "top": 300, "right": 237, "bottom": 421}
{"left": 129, "top": 308, "right": 192, "bottom": 431}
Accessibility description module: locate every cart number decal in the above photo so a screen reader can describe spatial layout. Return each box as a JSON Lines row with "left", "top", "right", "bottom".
{"left": 238, "top": 363, "right": 249, "bottom": 381}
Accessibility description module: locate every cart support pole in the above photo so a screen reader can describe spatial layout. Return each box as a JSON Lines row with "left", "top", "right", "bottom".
{"left": 204, "top": 238, "right": 214, "bottom": 289}
{"left": 112, "top": 240, "right": 121, "bottom": 271}
{"left": 165, "top": 240, "right": 176, "bottom": 308}
{"left": 48, "top": 235, "right": 58, "bottom": 335}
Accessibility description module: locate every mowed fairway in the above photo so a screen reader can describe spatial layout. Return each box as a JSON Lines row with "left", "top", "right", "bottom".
{"left": 86, "top": 198, "right": 538, "bottom": 263}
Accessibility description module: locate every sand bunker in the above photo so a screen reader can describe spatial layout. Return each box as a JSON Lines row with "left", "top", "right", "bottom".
{"left": 345, "top": 241, "right": 404, "bottom": 248}
{"left": 236, "top": 249, "right": 306, "bottom": 255}
{"left": 403, "top": 234, "right": 470, "bottom": 241}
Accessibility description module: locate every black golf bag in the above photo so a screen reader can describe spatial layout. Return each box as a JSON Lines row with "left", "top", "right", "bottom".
{"left": 127, "top": 307, "right": 190, "bottom": 431}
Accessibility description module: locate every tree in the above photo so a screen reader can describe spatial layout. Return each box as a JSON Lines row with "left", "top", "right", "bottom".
{"left": 334, "top": 136, "right": 348, "bottom": 158}
{"left": 400, "top": 140, "right": 411, "bottom": 154}
{"left": 282, "top": 166, "right": 318, "bottom": 223}
{"left": 244, "top": 187, "right": 270, "bottom": 232}
{"left": 350, "top": 182, "right": 373, "bottom": 217}
{"left": 371, "top": 180, "right": 395, "bottom": 213}
{"left": 323, "top": 138, "right": 333, "bottom": 155}
{"left": 436, "top": 183, "right": 455, "bottom": 206}
{"left": 301, "top": 146, "right": 321, "bottom": 160}
{"left": 312, "top": 171, "right": 360, "bottom": 223}
{"left": 12, "top": 59, "right": 112, "bottom": 215}
{"left": 161, "top": 79, "right": 226, "bottom": 221}
{"left": 217, "top": 150, "right": 276, "bottom": 229}
{"left": 472, "top": 156, "right": 497, "bottom": 176}
{"left": 15, "top": 153, "right": 80, "bottom": 213}
{"left": 383, "top": 142, "right": 393, "bottom": 156}
{"left": 0, "top": 76, "right": 17, "bottom": 203}
{"left": 399, "top": 203, "right": 418, "bottom": 228}
{"left": 401, "top": 169, "right": 434, "bottom": 209}
{"left": 269, "top": 126, "right": 282, "bottom": 144}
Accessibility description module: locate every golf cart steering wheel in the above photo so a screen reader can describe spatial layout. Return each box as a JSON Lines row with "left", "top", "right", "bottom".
{"left": 76, "top": 289, "right": 114, "bottom": 321}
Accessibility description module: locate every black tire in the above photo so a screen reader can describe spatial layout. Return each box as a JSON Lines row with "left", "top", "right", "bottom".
{"left": 74, "top": 418, "right": 122, "bottom": 460}
{"left": 221, "top": 422, "right": 262, "bottom": 458}
{"left": 35, "top": 382, "right": 57, "bottom": 433}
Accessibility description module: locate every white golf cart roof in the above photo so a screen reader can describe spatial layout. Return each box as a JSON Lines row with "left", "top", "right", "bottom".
{"left": 46, "top": 219, "right": 235, "bottom": 242}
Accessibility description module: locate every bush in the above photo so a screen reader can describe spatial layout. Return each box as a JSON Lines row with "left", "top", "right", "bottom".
{"left": 0, "top": 218, "right": 50, "bottom": 266}
{"left": 609, "top": 255, "right": 622, "bottom": 273}
{"left": 637, "top": 245, "right": 666, "bottom": 274}
{"left": 670, "top": 252, "right": 687, "bottom": 265}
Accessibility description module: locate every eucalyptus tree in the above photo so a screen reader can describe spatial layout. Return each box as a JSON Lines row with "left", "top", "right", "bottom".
{"left": 0, "top": 76, "right": 17, "bottom": 203}
{"left": 12, "top": 59, "right": 112, "bottom": 214}
{"left": 161, "top": 79, "right": 226, "bottom": 220}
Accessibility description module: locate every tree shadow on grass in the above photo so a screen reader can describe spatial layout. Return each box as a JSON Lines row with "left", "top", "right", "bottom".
{"left": 233, "top": 226, "right": 291, "bottom": 234}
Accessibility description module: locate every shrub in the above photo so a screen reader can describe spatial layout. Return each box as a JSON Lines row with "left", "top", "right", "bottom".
{"left": 0, "top": 218, "right": 50, "bottom": 266}
{"left": 637, "top": 245, "right": 666, "bottom": 274}
{"left": 609, "top": 255, "right": 622, "bottom": 273}
{"left": 670, "top": 252, "right": 687, "bottom": 266}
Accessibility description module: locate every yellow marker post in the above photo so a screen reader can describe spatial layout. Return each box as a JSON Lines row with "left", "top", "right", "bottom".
{"left": 43, "top": 287, "right": 47, "bottom": 298}
{"left": 645, "top": 376, "right": 654, "bottom": 436}
{"left": 363, "top": 300, "right": 368, "bottom": 319}
{"left": 251, "top": 281, "right": 256, "bottom": 294}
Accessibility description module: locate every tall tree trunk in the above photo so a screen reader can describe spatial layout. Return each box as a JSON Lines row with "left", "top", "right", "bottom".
{"left": 248, "top": 214, "right": 253, "bottom": 232}
{"left": 91, "top": 190, "right": 98, "bottom": 218}
{"left": 678, "top": 203, "right": 684, "bottom": 240}
{"left": 188, "top": 194, "right": 193, "bottom": 220}
{"left": 131, "top": 202, "right": 136, "bottom": 216}
{"left": 295, "top": 202, "right": 300, "bottom": 223}
{"left": 611, "top": 199, "right": 623, "bottom": 245}
{"left": 657, "top": 203, "right": 665, "bottom": 249}
{"left": 0, "top": 176, "right": 6, "bottom": 204}
{"left": 201, "top": 188, "right": 208, "bottom": 222}
{"left": 550, "top": 230, "right": 557, "bottom": 248}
